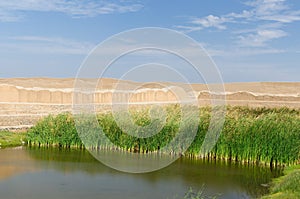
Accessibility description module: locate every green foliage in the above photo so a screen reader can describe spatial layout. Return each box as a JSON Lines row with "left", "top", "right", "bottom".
{"left": 26, "top": 106, "right": 300, "bottom": 165}
{"left": 0, "top": 131, "right": 26, "bottom": 148}
{"left": 27, "top": 113, "right": 82, "bottom": 148}
{"left": 207, "top": 106, "right": 300, "bottom": 166}
{"left": 262, "top": 166, "right": 300, "bottom": 199}
{"left": 97, "top": 106, "right": 182, "bottom": 153}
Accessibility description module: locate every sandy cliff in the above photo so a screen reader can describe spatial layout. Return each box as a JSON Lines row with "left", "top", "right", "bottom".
{"left": 0, "top": 78, "right": 299, "bottom": 130}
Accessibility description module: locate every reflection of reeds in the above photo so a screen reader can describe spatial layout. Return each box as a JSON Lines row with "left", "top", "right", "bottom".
{"left": 26, "top": 106, "right": 300, "bottom": 166}
{"left": 180, "top": 186, "right": 220, "bottom": 199}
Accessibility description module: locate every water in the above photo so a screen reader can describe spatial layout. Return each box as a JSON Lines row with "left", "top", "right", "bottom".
{"left": 0, "top": 147, "right": 282, "bottom": 199}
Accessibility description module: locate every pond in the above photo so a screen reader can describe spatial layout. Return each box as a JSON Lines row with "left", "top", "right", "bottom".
{"left": 0, "top": 147, "right": 282, "bottom": 199}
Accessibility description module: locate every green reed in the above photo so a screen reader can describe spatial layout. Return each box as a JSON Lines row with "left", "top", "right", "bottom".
{"left": 189, "top": 106, "right": 300, "bottom": 166}
{"left": 26, "top": 113, "right": 82, "bottom": 148}
{"left": 26, "top": 106, "right": 300, "bottom": 166}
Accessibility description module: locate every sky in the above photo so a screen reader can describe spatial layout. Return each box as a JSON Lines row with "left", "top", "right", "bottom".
{"left": 0, "top": 0, "right": 300, "bottom": 82}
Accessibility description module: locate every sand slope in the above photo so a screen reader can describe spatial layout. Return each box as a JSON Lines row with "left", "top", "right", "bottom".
{"left": 0, "top": 78, "right": 299, "bottom": 130}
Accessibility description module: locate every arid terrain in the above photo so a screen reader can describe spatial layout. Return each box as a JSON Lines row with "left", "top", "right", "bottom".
{"left": 1, "top": 78, "right": 299, "bottom": 130}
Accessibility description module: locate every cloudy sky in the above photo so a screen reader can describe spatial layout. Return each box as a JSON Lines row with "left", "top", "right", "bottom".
{"left": 0, "top": 0, "right": 299, "bottom": 82}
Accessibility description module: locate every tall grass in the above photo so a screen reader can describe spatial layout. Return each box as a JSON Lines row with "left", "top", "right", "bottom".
{"left": 27, "top": 113, "right": 82, "bottom": 148}
{"left": 26, "top": 106, "right": 300, "bottom": 166}
{"left": 190, "top": 106, "right": 300, "bottom": 166}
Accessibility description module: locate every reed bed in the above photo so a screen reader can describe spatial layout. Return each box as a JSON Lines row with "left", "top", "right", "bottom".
{"left": 27, "top": 113, "right": 82, "bottom": 148}
{"left": 26, "top": 106, "right": 300, "bottom": 166}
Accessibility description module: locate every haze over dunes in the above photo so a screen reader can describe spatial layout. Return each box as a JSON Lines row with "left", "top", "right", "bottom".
{"left": 0, "top": 78, "right": 300, "bottom": 130}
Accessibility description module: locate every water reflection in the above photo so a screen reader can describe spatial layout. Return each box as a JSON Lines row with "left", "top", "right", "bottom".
{"left": 0, "top": 147, "right": 282, "bottom": 199}
{"left": 0, "top": 147, "right": 39, "bottom": 180}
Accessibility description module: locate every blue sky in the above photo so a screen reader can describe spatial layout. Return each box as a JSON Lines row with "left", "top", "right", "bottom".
{"left": 0, "top": 0, "right": 300, "bottom": 82}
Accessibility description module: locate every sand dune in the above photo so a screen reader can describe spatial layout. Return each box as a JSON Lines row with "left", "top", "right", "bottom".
{"left": 0, "top": 78, "right": 299, "bottom": 130}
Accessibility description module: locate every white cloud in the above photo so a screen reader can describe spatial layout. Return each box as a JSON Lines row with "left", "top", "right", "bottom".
{"left": 0, "top": 10, "right": 23, "bottom": 22}
{"left": 190, "top": 15, "right": 230, "bottom": 30}
{"left": 1, "top": 36, "right": 94, "bottom": 55}
{"left": 173, "top": 25, "right": 203, "bottom": 33}
{"left": 259, "top": 11, "right": 300, "bottom": 23}
{"left": 237, "top": 29, "right": 287, "bottom": 47}
{"left": 0, "top": 0, "right": 143, "bottom": 22}
{"left": 178, "top": 0, "right": 300, "bottom": 49}
{"left": 227, "top": 10, "right": 253, "bottom": 19}
{"left": 246, "top": 0, "right": 300, "bottom": 23}
{"left": 246, "top": 0, "right": 289, "bottom": 16}
{"left": 207, "top": 46, "right": 285, "bottom": 57}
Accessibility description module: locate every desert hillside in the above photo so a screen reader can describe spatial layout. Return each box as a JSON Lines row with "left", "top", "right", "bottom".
{"left": 0, "top": 78, "right": 299, "bottom": 130}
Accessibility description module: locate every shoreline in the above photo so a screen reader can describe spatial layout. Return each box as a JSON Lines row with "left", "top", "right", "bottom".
{"left": 262, "top": 165, "right": 300, "bottom": 198}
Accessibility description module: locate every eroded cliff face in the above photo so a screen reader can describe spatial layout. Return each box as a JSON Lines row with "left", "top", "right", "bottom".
{"left": 1, "top": 78, "right": 300, "bottom": 130}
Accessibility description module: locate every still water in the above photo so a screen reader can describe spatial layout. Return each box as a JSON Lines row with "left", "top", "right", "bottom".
{"left": 0, "top": 147, "right": 281, "bottom": 199}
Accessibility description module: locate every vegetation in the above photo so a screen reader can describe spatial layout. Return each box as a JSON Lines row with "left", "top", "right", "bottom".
{"left": 26, "top": 113, "right": 82, "bottom": 148}
{"left": 0, "top": 131, "right": 26, "bottom": 148}
{"left": 169, "top": 187, "right": 219, "bottom": 199}
{"left": 189, "top": 106, "right": 300, "bottom": 166}
{"left": 261, "top": 165, "right": 300, "bottom": 199}
{"left": 182, "top": 187, "right": 219, "bottom": 199}
{"left": 26, "top": 106, "right": 300, "bottom": 166}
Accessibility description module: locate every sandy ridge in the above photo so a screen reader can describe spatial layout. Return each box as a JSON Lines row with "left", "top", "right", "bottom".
{"left": 0, "top": 78, "right": 299, "bottom": 130}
